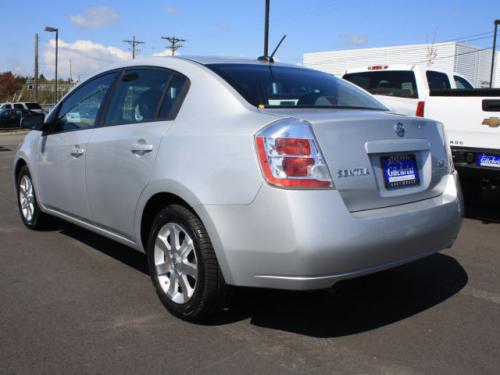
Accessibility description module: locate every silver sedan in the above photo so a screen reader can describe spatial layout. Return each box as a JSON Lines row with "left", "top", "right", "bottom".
{"left": 13, "top": 57, "right": 463, "bottom": 321}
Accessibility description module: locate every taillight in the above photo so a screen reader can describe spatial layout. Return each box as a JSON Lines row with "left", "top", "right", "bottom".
{"left": 368, "top": 65, "right": 389, "bottom": 70}
{"left": 255, "top": 118, "right": 334, "bottom": 188}
{"left": 416, "top": 101, "right": 425, "bottom": 117}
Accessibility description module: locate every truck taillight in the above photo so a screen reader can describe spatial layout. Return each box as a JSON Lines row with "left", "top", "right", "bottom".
{"left": 255, "top": 119, "right": 333, "bottom": 188}
{"left": 416, "top": 101, "right": 425, "bottom": 117}
{"left": 368, "top": 65, "right": 389, "bottom": 70}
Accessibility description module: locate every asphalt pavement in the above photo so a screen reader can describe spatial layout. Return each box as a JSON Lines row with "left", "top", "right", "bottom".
{"left": 1, "top": 132, "right": 499, "bottom": 375}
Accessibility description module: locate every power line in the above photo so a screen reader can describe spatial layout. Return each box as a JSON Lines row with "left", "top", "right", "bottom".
{"left": 123, "top": 36, "right": 145, "bottom": 59}
{"left": 161, "top": 36, "right": 186, "bottom": 56}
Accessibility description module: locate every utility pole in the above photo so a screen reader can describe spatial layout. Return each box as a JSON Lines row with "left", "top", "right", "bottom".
{"left": 490, "top": 19, "right": 500, "bottom": 88}
{"left": 34, "top": 33, "right": 39, "bottom": 102}
{"left": 258, "top": 0, "right": 272, "bottom": 62}
{"left": 44, "top": 26, "right": 58, "bottom": 103}
{"left": 123, "top": 35, "right": 145, "bottom": 59}
{"left": 264, "top": 0, "right": 270, "bottom": 57}
{"left": 69, "top": 58, "right": 73, "bottom": 82}
{"left": 161, "top": 36, "right": 185, "bottom": 56}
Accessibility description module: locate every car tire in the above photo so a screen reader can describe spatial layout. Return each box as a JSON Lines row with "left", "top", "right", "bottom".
{"left": 16, "top": 165, "right": 52, "bottom": 230}
{"left": 147, "top": 204, "right": 231, "bottom": 322}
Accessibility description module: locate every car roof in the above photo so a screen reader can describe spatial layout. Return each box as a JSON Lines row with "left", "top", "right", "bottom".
{"left": 179, "top": 56, "right": 297, "bottom": 67}
{"left": 95, "top": 56, "right": 301, "bottom": 72}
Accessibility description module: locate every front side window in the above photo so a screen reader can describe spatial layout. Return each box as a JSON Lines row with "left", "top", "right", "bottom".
{"left": 208, "top": 64, "right": 387, "bottom": 110}
{"left": 454, "top": 75, "right": 473, "bottom": 90}
{"left": 426, "top": 71, "right": 451, "bottom": 90}
{"left": 104, "top": 69, "right": 177, "bottom": 126}
{"left": 343, "top": 71, "right": 419, "bottom": 99}
{"left": 13, "top": 104, "right": 23, "bottom": 109}
{"left": 53, "top": 72, "right": 116, "bottom": 133}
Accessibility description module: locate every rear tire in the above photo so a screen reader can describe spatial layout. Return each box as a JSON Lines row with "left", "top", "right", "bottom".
{"left": 16, "top": 166, "right": 52, "bottom": 230}
{"left": 147, "top": 204, "right": 230, "bottom": 322}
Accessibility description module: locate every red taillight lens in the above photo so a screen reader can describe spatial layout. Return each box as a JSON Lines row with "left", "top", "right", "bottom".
{"left": 275, "top": 138, "right": 311, "bottom": 155}
{"left": 282, "top": 157, "right": 314, "bottom": 177}
{"left": 255, "top": 119, "right": 333, "bottom": 189}
{"left": 416, "top": 101, "right": 425, "bottom": 117}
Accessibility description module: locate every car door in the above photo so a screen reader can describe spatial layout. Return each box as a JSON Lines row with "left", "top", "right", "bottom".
{"left": 85, "top": 68, "right": 189, "bottom": 240}
{"left": 35, "top": 72, "right": 117, "bottom": 220}
{"left": 0, "top": 110, "right": 14, "bottom": 127}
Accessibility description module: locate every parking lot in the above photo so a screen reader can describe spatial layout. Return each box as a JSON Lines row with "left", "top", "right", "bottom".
{"left": 1, "top": 132, "right": 499, "bottom": 374}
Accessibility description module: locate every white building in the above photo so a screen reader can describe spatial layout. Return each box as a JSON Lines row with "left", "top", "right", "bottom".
{"left": 303, "top": 42, "right": 500, "bottom": 88}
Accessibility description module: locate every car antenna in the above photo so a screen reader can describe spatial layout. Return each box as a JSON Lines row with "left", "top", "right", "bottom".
{"left": 258, "top": 35, "right": 287, "bottom": 63}
{"left": 270, "top": 34, "right": 287, "bottom": 61}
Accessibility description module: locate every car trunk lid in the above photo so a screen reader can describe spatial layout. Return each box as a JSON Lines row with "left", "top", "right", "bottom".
{"left": 264, "top": 109, "right": 450, "bottom": 212}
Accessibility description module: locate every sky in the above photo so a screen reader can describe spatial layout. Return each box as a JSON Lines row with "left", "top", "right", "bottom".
{"left": 0, "top": 0, "right": 498, "bottom": 80}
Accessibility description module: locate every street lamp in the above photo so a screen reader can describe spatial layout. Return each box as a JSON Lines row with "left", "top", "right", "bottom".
{"left": 490, "top": 20, "right": 500, "bottom": 88}
{"left": 44, "top": 26, "right": 58, "bottom": 102}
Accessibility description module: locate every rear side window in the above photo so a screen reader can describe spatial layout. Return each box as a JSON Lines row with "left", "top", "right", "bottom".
{"left": 26, "top": 102, "right": 42, "bottom": 109}
{"left": 2, "top": 104, "right": 12, "bottom": 109}
{"left": 159, "top": 74, "right": 189, "bottom": 119}
{"left": 13, "top": 104, "right": 23, "bottom": 109}
{"left": 426, "top": 71, "right": 451, "bottom": 90}
{"left": 343, "top": 71, "right": 418, "bottom": 99}
{"left": 53, "top": 72, "right": 116, "bottom": 133}
{"left": 104, "top": 69, "right": 188, "bottom": 126}
{"left": 454, "top": 75, "right": 473, "bottom": 90}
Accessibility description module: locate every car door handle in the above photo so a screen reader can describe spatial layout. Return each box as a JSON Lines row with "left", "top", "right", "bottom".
{"left": 70, "top": 145, "right": 85, "bottom": 158}
{"left": 131, "top": 141, "right": 153, "bottom": 155}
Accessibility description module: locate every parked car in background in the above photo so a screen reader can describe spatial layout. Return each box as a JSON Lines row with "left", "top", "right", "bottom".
{"left": 14, "top": 57, "right": 463, "bottom": 321}
{"left": 1, "top": 102, "right": 44, "bottom": 114}
{"left": 343, "top": 65, "right": 500, "bottom": 193}
{"left": 0, "top": 108, "right": 35, "bottom": 128}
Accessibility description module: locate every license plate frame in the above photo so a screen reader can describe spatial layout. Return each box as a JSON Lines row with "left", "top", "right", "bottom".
{"left": 381, "top": 154, "right": 420, "bottom": 189}
{"left": 477, "top": 153, "right": 500, "bottom": 168}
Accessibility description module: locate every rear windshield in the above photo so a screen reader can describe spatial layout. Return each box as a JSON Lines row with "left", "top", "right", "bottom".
{"left": 26, "top": 102, "right": 42, "bottom": 109}
{"left": 343, "top": 71, "right": 418, "bottom": 99}
{"left": 207, "top": 64, "right": 386, "bottom": 110}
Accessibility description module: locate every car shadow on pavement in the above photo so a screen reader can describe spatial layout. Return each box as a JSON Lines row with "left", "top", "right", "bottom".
{"left": 57, "top": 220, "right": 149, "bottom": 275}
{"left": 218, "top": 253, "right": 468, "bottom": 338}
{"left": 56, "top": 220, "right": 468, "bottom": 338}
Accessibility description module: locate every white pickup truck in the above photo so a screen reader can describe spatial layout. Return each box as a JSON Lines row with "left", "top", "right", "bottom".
{"left": 343, "top": 65, "right": 500, "bottom": 192}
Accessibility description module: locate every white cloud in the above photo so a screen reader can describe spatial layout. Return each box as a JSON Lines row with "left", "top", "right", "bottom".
{"left": 339, "top": 33, "right": 367, "bottom": 48}
{"left": 215, "top": 21, "right": 232, "bottom": 33}
{"left": 69, "top": 6, "right": 119, "bottom": 29}
{"left": 163, "top": 6, "right": 177, "bottom": 14}
{"left": 44, "top": 39, "right": 129, "bottom": 80}
{"left": 153, "top": 49, "right": 180, "bottom": 57}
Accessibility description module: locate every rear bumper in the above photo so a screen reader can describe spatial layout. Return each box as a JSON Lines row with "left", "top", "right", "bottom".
{"left": 198, "top": 172, "right": 463, "bottom": 290}
{"left": 452, "top": 146, "right": 500, "bottom": 182}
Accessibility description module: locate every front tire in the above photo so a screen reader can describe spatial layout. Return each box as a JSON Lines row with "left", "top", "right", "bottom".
{"left": 16, "top": 166, "right": 52, "bottom": 229}
{"left": 147, "top": 204, "right": 230, "bottom": 322}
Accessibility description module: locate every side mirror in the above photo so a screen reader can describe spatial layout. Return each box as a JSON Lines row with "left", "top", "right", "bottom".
{"left": 20, "top": 113, "right": 45, "bottom": 131}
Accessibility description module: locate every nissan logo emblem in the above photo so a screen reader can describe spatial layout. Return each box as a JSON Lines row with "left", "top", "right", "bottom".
{"left": 394, "top": 122, "right": 405, "bottom": 137}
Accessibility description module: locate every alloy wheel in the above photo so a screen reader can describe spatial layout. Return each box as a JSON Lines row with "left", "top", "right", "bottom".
{"left": 154, "top": 222, "right": 198, "bottom": 304}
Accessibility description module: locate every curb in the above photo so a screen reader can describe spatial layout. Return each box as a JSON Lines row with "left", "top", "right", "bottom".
{"left": 0, "top": 129, "right": 29, "bottom": 135}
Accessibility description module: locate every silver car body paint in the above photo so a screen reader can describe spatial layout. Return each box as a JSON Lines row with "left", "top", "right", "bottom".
{"left": 13, "top": 56, "right": 463, "bottom": 290}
